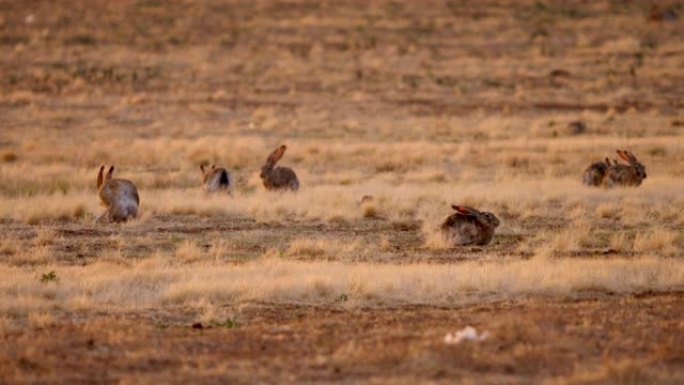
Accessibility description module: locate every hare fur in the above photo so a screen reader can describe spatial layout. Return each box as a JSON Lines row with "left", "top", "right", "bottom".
{"left": 96, "top": 166, "right": 139, "bottom": 223}
{"left": 260, "top": 145, "right": 299, "bottom": 191}
{"left": 200, "top": 164, "right": 233, "bottom": 194}
{"left": 441, "top": 205, "right": 500, "bottom": 246}
{"left": 603, "top": 150, "right": 647, "bottom": 187}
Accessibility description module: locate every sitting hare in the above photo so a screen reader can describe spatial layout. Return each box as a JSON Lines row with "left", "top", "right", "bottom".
{"left": 441, "top": 205, "right": 500, "bottom": 246}
{"left": 200, "top": 164, "right": 233, "bottom": 194}
{"left": 260, "top": 145, "right": 299, "bottom": 191}
{"left": 582, "top": 158, "right": 618, "bottom": 186}
{"left": 96, "top": 166, "right": 139, "bottom": 223}
{"left": 603, "top": 150, "right": 647, "bottom": 187}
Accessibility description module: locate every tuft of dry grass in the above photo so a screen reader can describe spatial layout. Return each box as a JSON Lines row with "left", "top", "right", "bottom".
{"left": 175, "top": 240, "right": 205, "bottom": 263}
{"left": 609, "top": 232, "right": 631, "bottom": 253}
{"left": 27, "top": 311, "right": 57, "bottom": 329}
{"left": 33, "top": 227, "right": 57, "bottom": 246}
{"left": 2, "top": 151, "right": 18, "bottom": 163}
{"left": 595, "top": 202, "right": 620, "bottom": 219}
{"left": 535, "top": 221, "right": 594, "bottom": 258}
{"left": 286, "top": 237, "right": 371, "bottom": 261}
{"left": 633, "top": 228, "right": 679, "bottom": 257}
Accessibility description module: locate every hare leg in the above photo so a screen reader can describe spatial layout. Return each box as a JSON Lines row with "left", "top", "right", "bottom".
{"left": 95, "top": 210, "right": 110, "bottom": 224}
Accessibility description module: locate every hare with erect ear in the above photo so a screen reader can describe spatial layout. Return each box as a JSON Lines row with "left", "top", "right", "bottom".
{"left": 96, "top": 166, "right": 139, "bottom": 223}
{"left": 603, "top": 150, "right": 647, "bottom": 187}
{"left": 440, "top": 205, "right": 500, "bottom": 246}
{"left": 260, "top": 145, "right": 299, "bottom": 191}
{"left": 200, "top": 164, "right": 233, "bottom": 194}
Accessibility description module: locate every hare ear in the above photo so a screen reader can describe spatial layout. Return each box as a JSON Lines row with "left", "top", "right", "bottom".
{"left": 97, "top": 166, "right": 105, "bottom": 189}
{"left": 625, "top": 151, "right": 638, "bottom": 162}
{"left": 452, "top": 205, "right": 477, "bottom": 215}
{"left": 106, "top": 166, "right": 114, "bottom": 180}
{"left": 267, "top": 145, "right": 287, "bottom": 166}
{"left": 617, "top": 150, "right": 631, "bottom": 162}
{"left": 200, "top": 164, "right": 205, "bottom": 173}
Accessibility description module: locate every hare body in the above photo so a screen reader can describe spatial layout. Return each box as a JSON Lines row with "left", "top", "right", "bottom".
{"left": 603, "top": 150, "right": 647, "bottom": 187}
{"left": 582, "top": 158, "right": 617, "bottom": 187}
{"left": 97, "top": 166, "right": 139, "bottom": 223}
{"left": 200, "top": 165, "right": 233, "bottom": 194}
{"left": 582, "top": 161, "right": 609, "bottom": 186}
{"left": 441, "top": 205, "right": 500, "bottom": 246}
{"left": 260, "top": 145, "right": 299, "bottom": 191}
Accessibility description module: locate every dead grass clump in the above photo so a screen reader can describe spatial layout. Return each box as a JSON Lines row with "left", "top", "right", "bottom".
{"left": 536, "top": 221, "right": 594, "bottom": 258}
{"left": 609, "top": 232, "right": 632, "bottom": 253}
{"left": 28, "top": 311, "right": 57, "bottom": 329}
{"left": 389, "top": 219, "right": 419, "bottom": 231}
{"left": 286, "top": 237, "right": 366, "bottom": 261}
{"left": 2, "top": 151, "right": 18, "bottom": 163}
{"left": 595, "top": 202, "right": 620, "bottom": 219}
{"left": 633, "top": 228, "right": 679, "bottom": 256}
{"left": 175, "top": 240, "right": 205, "bottom": 263}
{"left": 361, "top": 201, "right": 379, "bottom": 218}
{"left": 72, "top": 204, "right": 87, "bottom": 219}
{"left": 422, "top": 221, "right": 450, "bottom": 250}
{"left": 0, "top": 316, "right": 20, "bottom": 337}
{"left": 11, "top": 246, "right": 52, "bottom": 266}
{"left": 33, "top": 227, "right": 57, "bottom": 246}
{"left": 98, "top": 249, "right": 129, "bottom": 266}
{"left": 554, "top": 356, "right": 665, "bottom": 385}
{"left": 287, "top": 238, "right": 327, "bottom": 259}
{"left": 379, "top": 236, "right": 392, "bottom": 252}
{"left": 0, "top": 238, "right": 18, "bottom": 256}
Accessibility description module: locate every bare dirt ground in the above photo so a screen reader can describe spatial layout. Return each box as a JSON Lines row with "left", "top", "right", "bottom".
{"left": 2, "top": 294, "right": 684, "bottom": 384}
{"left": 1, "top": 0, "right": 683, "bottom": 383}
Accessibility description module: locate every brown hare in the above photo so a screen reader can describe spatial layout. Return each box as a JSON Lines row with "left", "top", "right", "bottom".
{"left": 260, "top": 145, "right": 299, "bottom": 191}
{"left": 96, "top": 165, "right": 139, "bottom": 223}
{"left": 603, "top": 150, "right": 647, "bottom": 187}
{"left": 582, "top": 158, "right": 618, "bottom": 187}
{"left": 200, "top": 164, "right": 233, "bottom": 194}
{"left": 441, "top": 205, "right": 500, "bottom": 246}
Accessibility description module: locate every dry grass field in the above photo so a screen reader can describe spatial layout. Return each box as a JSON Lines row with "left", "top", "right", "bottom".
{"left": 1, "top": 0, "right": 684, "bottom": 383}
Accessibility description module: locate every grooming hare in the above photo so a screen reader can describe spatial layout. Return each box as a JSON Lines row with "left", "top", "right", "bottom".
{"left": 260, "top": 145, "right": 299, "bottom": 191}
{"left": 441, "top": 205, "right": 500, "bottom": 246}
{"left": 96, "top": 166, "right": 139, "bottom": 223}
{"left": 200, "top": 164, "right": 233, "bottom": 194}
{"left": 603, "top": 150, "right": 647, "bottom": 187}
{"left": 582, "top": 157, "right": 618, "bottom": 186}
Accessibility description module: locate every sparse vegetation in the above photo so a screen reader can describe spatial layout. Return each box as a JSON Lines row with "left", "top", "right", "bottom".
{"left": 1, "top": 0, "right": 683, "bottom": 383}
{"left": 39, "top": 271, "right": 58, "bottom": 284}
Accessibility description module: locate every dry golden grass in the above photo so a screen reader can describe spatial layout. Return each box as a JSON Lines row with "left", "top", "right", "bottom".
{"left": 1, "top": 256, "right": 682, "bottom": 322}
{"left": 1, "top": 0, "right": 684, "bottom": 382}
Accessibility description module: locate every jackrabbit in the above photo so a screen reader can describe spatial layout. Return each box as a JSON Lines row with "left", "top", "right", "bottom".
{"left": 440, "top": 205, "right": 500, "bottom": 246}
{"left": 260, "top": 145, "right": 299, "bottom": 191}
{"left": 603, "top": 150, "right": 647, "bottom": 187}
{"left": 200, "top": 164, "right": 233, "bottom": 194}
{"left": 582, "top": 157, "right": 617, "bottom": 186}
{"left": 96, "top": 166, "right": 139, "bottom": 223}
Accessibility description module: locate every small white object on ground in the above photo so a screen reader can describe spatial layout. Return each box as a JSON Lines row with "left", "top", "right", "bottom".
{"left": 444, "top": 326, "right": 489, "bottom": 345}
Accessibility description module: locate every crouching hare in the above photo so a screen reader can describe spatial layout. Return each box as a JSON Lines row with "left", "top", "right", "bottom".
{"left": 441, "top": 205, "right": 500, "bottom": 246}
{"left": 96, "top": 166, "right": 139, "bottom": 223}
{"left": 603, "top": 150, "right": 647, "bottom": 187}
{"left": 200, "top": 164, "right": 233, "bottom": 194}
{"left": 260, "top": 145, "right": 299, "bottom": 191}
{"left": 582, "top": 158, "right": 617, "bottom": 187}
